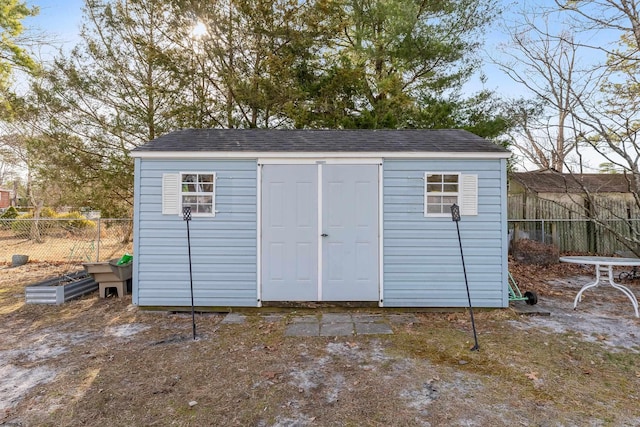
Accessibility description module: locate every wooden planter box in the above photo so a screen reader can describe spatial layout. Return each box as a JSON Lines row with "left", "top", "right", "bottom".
{"left": 25, "top": 271, "right": 98, "bottom": 305}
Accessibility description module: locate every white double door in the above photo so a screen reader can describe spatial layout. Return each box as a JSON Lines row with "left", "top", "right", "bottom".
{"left": 261, "top": 164, "right": 379, "bottom": 301}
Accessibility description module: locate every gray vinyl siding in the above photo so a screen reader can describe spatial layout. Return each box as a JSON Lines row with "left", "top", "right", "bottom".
{"left": 133, "top": 159, "right": 257, "bottom": 307}
{"left": 382, "top": 159, "right": 507, "bottom": 308}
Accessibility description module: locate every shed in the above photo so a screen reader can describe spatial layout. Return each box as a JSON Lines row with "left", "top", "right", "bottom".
{"left": 131, "top": 129, "right": 511, "bottom": 308}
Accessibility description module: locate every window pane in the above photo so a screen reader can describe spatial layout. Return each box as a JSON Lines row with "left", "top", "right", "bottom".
{"left": 427, "top": 196, "right": 442, "bottom": 204}
{"left": 197, "top": 204, "right": 212, "bottom": 214}
{"left": 183, "top": 203, "right": 196, "bottom": 212}
{"left": 201, "top": 183, "right": 214, "bottom": 192}
{"left": 443, "top": 174, "right": 458, "bottom": 183}
{"left": 426, "top": 174, "right": 443, "bottom": 183}
{"left": 427, "top": 205, "right": 443, "bottom": 214}
{"left": 199, "top": 174, "right": 213, "bottom": 183}
{"left": 197, "top": 196, "right": 212, "bottom": 204}
{"left": 183, "top": 174, "right": 196, "bottom": 183}
{"left": 443, "top": 196, "right": 458, "bottom": 204}
{"left": 443, "top": 184, "right": 458, "bottom": 192}
{"left": 427, "top": 183, "right": 442, "bottom": 193}
{"left": 183, "top": 196, "right": 197, "bottom": 204}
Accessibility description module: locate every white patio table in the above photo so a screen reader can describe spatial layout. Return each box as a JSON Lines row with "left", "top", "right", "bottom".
{"left": 559, "top": 256, "right": 640, "bottom": 317}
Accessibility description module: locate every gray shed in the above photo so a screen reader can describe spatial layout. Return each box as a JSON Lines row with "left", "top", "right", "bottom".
{"left": 131, "top": 129, "right": 511, "bottom": 308}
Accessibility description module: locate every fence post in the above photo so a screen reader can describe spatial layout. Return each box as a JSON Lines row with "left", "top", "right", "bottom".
{"left": 96, "top": 218, "right": 101, "bottom": 262}
{"left": 551, "top": 222, "right": 557, "bottom": 246}
{"left": 541, "top": 219, "right": 546, "bottom": 244}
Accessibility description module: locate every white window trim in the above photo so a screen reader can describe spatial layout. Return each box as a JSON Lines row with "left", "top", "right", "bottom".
{"left": 179, "top": 171, "right": 217, "bottom": 217}
{"left": 424, "top": 172, "right": 461, "bottom": 218}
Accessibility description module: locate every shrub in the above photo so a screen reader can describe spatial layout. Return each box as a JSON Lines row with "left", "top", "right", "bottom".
{"left": 58, "top": 211, "right": 97, "bottom": 234}
{"left": 40, "top": 207, "right": 57, "bottom": 218}
{"left": 0, "top": 206, "right": 19, "bottom": 219}
{"left": 10, "top": 209, "right": 95, "bottom": 239}
{"left": 0, "top": 206, "right": 19, "bottom": 229}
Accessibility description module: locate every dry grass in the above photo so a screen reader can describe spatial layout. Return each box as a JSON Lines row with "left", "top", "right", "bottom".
{"left": 1, "top": 262, "right": 640, "bottom": 426}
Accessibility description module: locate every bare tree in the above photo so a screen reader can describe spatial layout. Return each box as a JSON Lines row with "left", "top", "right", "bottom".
{"left": 497, "top": 2, "right": 640, "bottom": 252}
{"left": 494, "top": 7, "right": 601, "bottom": 172}
{"left": 552, "top": 1, "right": 640, "bottom": 250}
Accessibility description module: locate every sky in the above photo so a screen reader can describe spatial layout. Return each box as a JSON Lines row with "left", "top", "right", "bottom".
{"left": 21, "top": 0, "right": 613, "bottom": 172}
{"left": 26, "top": 0, "right": 85, "bottom": 47}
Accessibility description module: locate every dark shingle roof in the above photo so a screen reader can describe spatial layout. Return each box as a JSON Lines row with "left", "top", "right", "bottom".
{"left": 510, "top": 171, "right": 634, "bottom": 193}
{"left": 133, "top": 129, "right": 509, "bottom": 153}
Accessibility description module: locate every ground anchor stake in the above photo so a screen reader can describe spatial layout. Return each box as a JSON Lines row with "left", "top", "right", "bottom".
{"left": 183, "top": 206, "right": 197, "bottom": 340}
{"left": 451, "top": 203, "right": 479, "bottom": 351}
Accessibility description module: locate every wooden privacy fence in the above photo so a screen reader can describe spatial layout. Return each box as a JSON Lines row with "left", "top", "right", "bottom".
{"left": 508, "top": 218, "right": 640, "bottom": 254}
{"left": 508, "top": 194, "right": 640, "bottom": 255}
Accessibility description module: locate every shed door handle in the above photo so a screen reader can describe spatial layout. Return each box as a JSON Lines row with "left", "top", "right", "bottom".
{"left": 321, "top": 233, "right": 328, "bottom": 237}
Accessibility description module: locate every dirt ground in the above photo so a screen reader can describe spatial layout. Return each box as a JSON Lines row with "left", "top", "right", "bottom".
{"left": 1, "top": 261, "right": 640, "bottom": 426}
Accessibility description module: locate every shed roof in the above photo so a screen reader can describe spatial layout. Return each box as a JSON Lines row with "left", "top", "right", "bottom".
{"left": 510, "top": 171, "right": 633, "bottom": 194}
{"left": 132, "top": 129, "right": 509, "bottom": 154}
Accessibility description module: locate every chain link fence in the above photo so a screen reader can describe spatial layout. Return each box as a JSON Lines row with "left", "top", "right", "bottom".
{"left": 0, "top": 218, "right": 133, "bottom": 266}
{"left": 509, "top": 219, "right": 640, "bottom": 255}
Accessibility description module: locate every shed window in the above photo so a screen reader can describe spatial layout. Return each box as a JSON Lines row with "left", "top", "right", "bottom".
{"left": 424, "top": 173, "right": 477, "bottom": 217}
{"left": 181, "top": 173, "right": 216, "bottom": 215}
{"left": 425, "top": 173, "right": 459, "bottom": 216}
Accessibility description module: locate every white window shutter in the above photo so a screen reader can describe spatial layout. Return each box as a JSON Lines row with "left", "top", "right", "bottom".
{"left": 460, "top": 174, "right": 478, "bottom": 216}
{"left": 162, "top": 173, "right": 180, "bottom": 215}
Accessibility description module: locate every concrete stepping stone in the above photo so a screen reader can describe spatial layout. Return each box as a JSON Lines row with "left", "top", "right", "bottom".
{"left": 320, "top": 322, "right": 354, "bottom": 336}
{"left": 221, "top": 313, "right": 247, "bottom": 324}
{"left": 351, "top": 314, "right": 381, "bottom": 323}
{"left": 321, "top": 313, "right": 353, "bottom": 323}
{"left": 290, "top": 315, "right": 319, "bottom": 324}
{"left": 285, "top": 322, "right": 320, "bottom": 337}
{"left": 355, "top": 322, "right": 393, "bottom": 335}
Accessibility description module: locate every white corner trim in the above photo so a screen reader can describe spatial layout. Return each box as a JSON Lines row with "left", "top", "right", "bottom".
{"left": 378, "top": 162, "right": 384, "bottom": 307}
{"left": 317, "top": 163, "right": 323, "bottom": 302}
{"left": 256, "top": 164, "right": 262, "bottom": 307}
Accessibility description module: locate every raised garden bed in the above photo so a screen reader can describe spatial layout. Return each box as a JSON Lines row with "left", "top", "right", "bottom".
{"left": 25, "top": 271, "right": 98, "bottom": 304}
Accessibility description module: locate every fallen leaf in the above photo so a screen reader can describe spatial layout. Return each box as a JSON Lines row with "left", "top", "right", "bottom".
{"left": 526, "top": 372, "right": 538, "bottom": 381}
{"left": 262, "top": 371, "right": 281, "bottom": 380}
